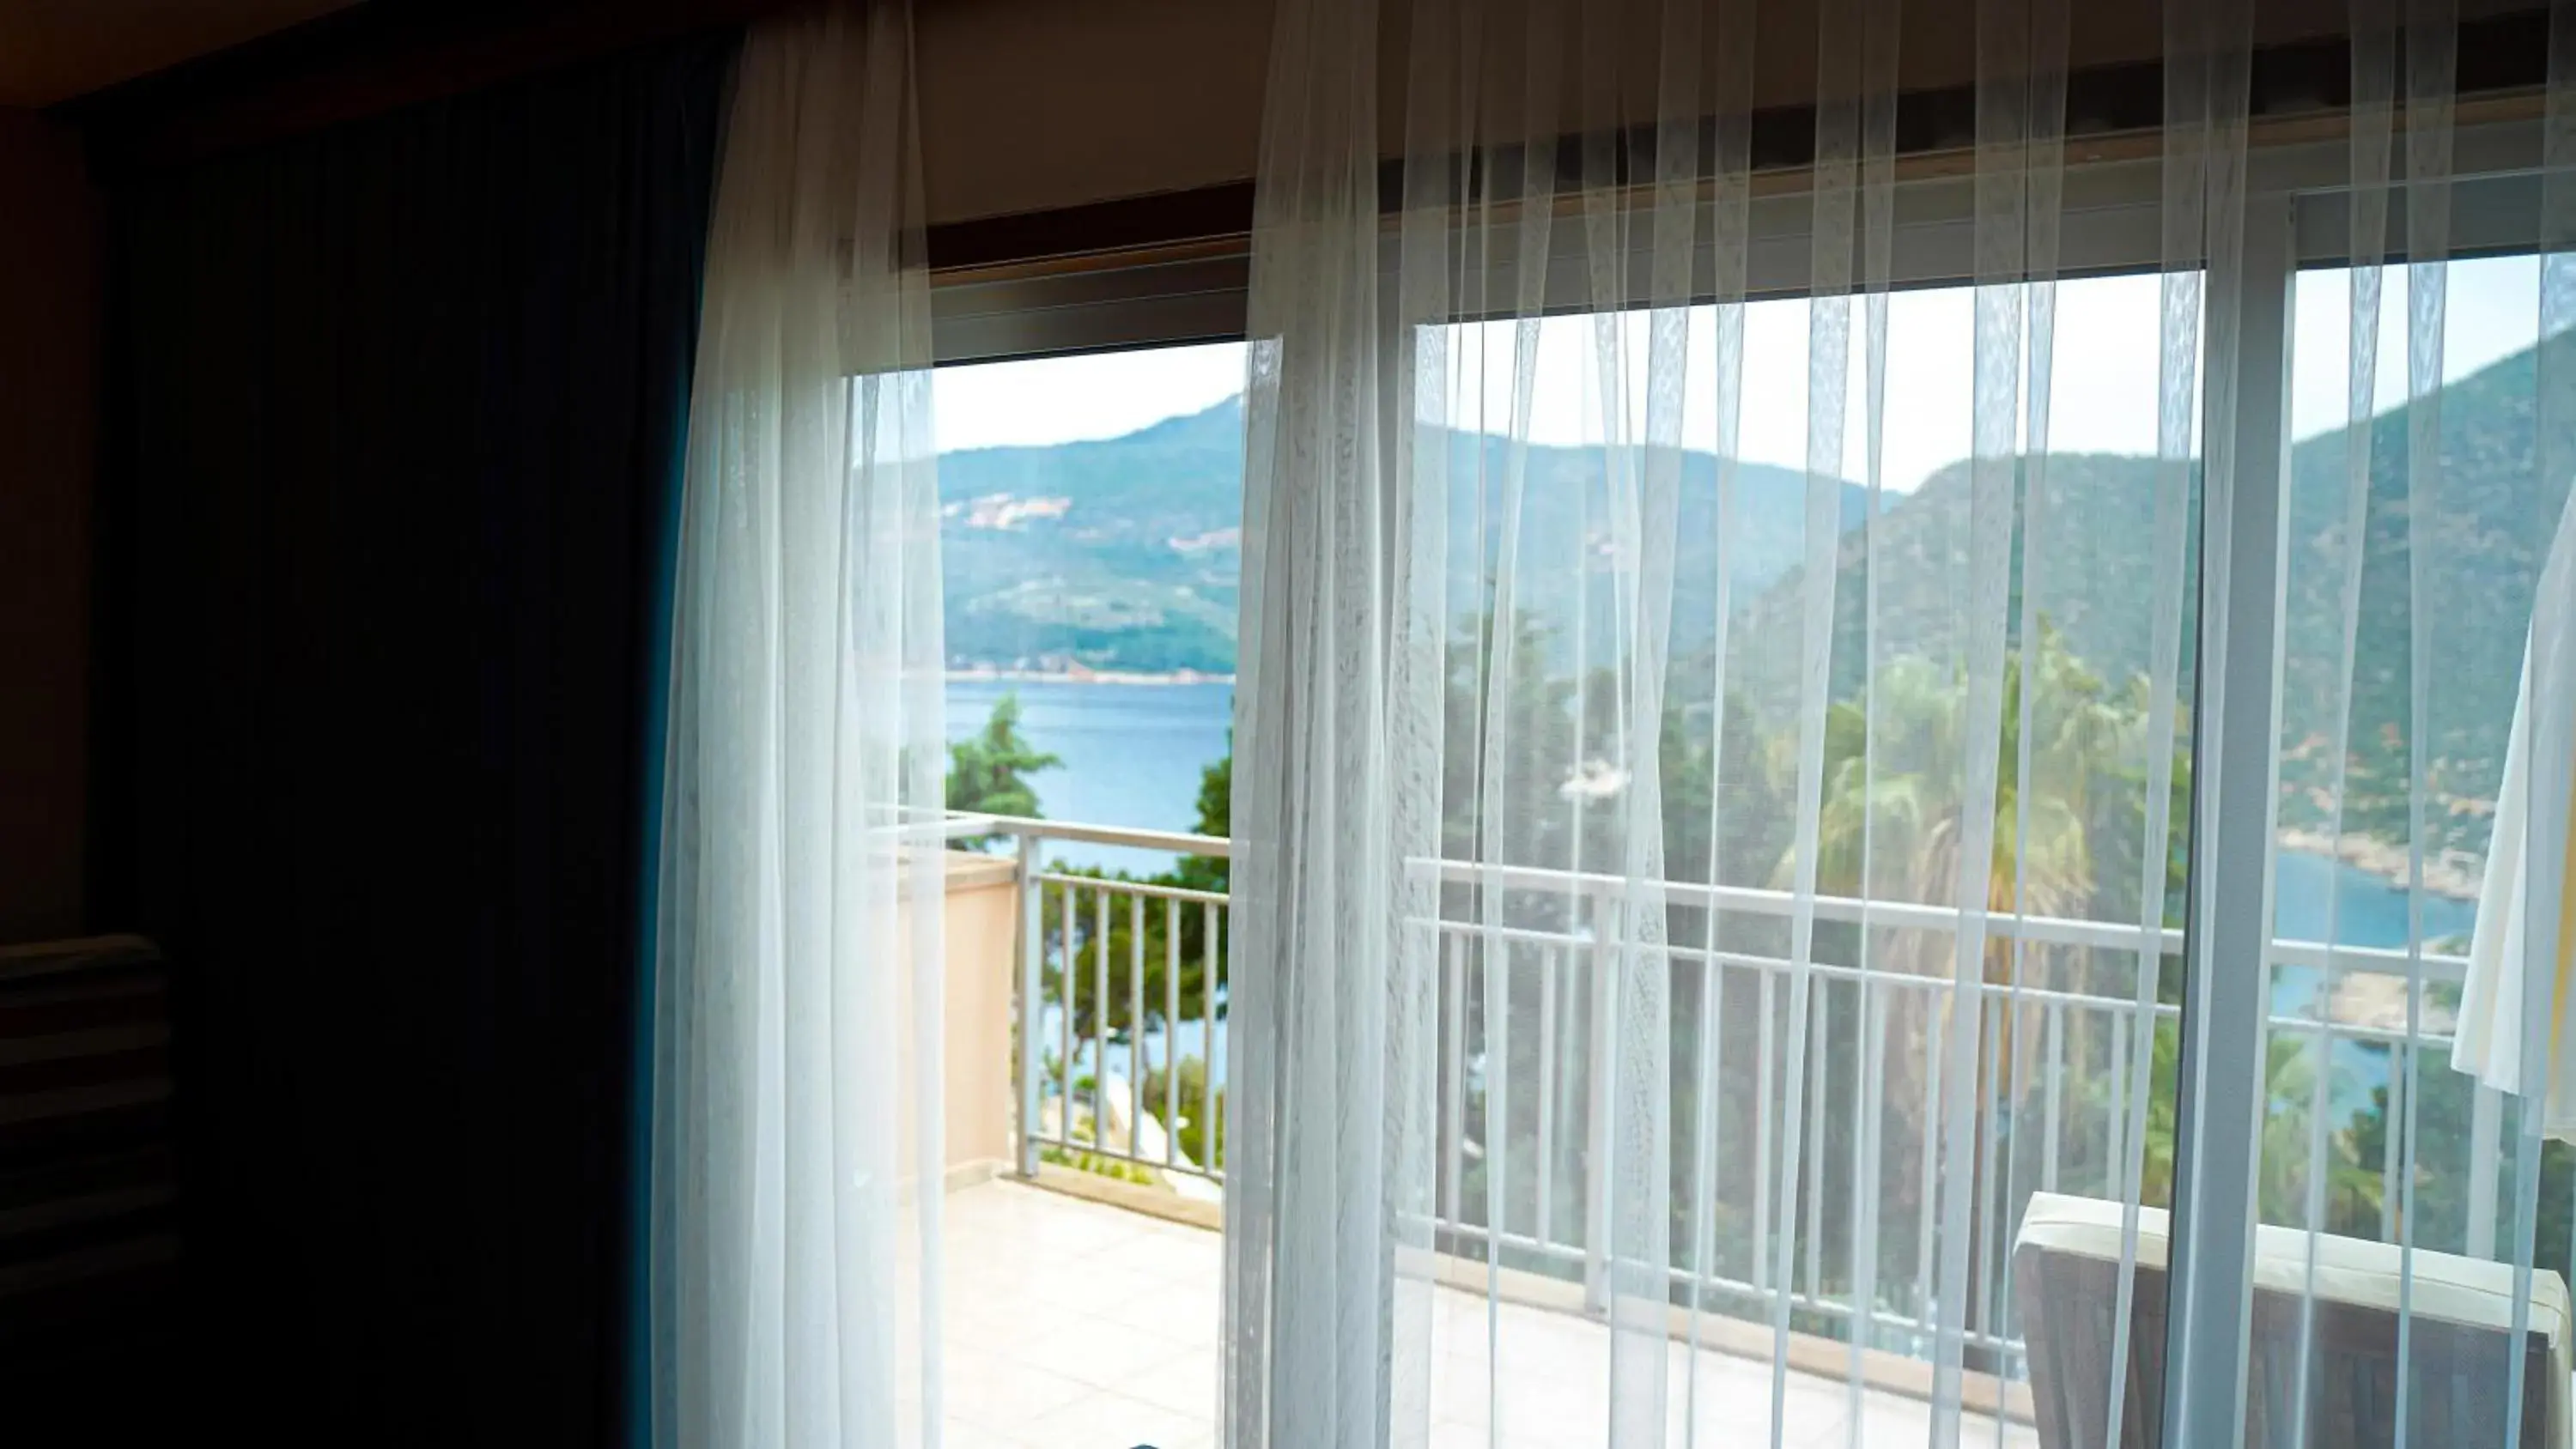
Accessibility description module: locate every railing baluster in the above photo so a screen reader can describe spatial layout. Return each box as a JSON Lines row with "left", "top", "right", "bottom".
{"left": 2043, "top": 998, "right": 2064, "bottom": 1193}
{"left": 2105, "top": 1008, "right": 2129, "bottom": 1200}
{"left": 1443, "top": 931, "right": 1466, "bottom": 1228}
{"left": 2468, "top": 1079, "right": 2500, "bottom": 1259}
{"left": 1165, "top": 894, "right": 1181, "bottom": 1170}
{"left": 1490, "top": 921, "right": 1511, "bottom": 1252}
{"left": 1916, "top": 1005, "right": 1942, "bottom": 1339}
{"left": 1205, "top": 898, "right": 1218, "bottom": 1173}
{"left": 2379, "top": 1032, "right": 2403, "bottom": 1243}
{"left": 1995, "top": 990, "right": 2038, "bottom": 1359}
{"left": 1973, "top": 991, "right": 2005, "bottom": 1354}
{"left": 1059, "top": 881, "right": 1074, "bottom": 1155}
{"left": 1129, "top": 888, "right": 1145, "bottom": 1159}
{"left": 1706, "top": 954, "right": 1728, "bottom": 1282}
{"left": 1536, "top": 945, "right": 1558, "bottom": 1250}
{"left": 1217, "top": 898, "right": 1230, "bottom": 1179}
{"left": 1754, "top": 960, "right": 1777, "bottom": 1297}
{"left": 1804, "top": 985, "right": 1827, "bottom": 1303}
{"left": 1583, "top": 887, "right": 1616, "bottom": 1313}
{"left": 1853, "top": 975, "right": 1884, "bottom": 1358}
{"left": 1017, "top": 831, "right": 1044, "bottom": 1179}
{"left": 1094, "top": 885, "right": 1110, "bottom": 1155}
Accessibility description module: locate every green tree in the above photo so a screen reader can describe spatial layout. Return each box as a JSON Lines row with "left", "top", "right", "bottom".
{"left": 2343, "top": 1031, "right": 2576, "bottom": 1282}
{"left": 1716, "top": 620, "right": 2195, "bottom": 1341}
{"left": 946, "top": 693, "right": 1060, "bottom": 848}
{"left": 1170, "top": 742, "right": 1230, "bottom": 895}
{"left": 1036, "top": 740, "right": 1233, "bottom": 1112}
{"left": 1141, "top": 1054, "right": 1226, "bottom": 1171}
{"left": 2255, "top": 1036, "right": 2384, "bottom": 1232}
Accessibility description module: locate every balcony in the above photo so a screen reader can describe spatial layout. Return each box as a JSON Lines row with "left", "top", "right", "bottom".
{"left": 936, "top": 1175, "right": 2028, "bottom": 1449}
{"left": 927, "top": 815, "right": 2556, "bottom": 1447}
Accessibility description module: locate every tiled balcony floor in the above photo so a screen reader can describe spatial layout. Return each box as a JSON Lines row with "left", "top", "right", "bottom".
{"left": 939, "top": 1178, "right": 2038, "bottom": 1449}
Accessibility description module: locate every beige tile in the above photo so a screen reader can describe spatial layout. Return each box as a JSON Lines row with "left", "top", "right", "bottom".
{"left": 1019, "top": 1313, "right": 1207, "bottom": 1391}
{"left": 1018, "top": 1386, "right": 1209, "bottom": 1448}
{"left": 1091, "top": 1227, "right": 1224, "bottom": 1284}
{"left": 1008, "top": 1204, "right": 1146, "bottom": 1258}
{"left": 1012, "top": 1254, "right": 1140, "bottom": 1311}
{"left": 939, "top": 1416, "right": 1037, "bottom": 1449}
{"left": 941, "top": 1178, "right": 2035, "bottom": 1449}
{"left": 940, "top": 1288, "right": 1035, "bottom": 1352}
{"left": 1116, "top": 1346, "right": 1219, "bottom": 1422}
{"left": 940, "top": 1349, "right": 1097, "bottom": 1431}
{"left": 1087, "top": 1279, "right": 1220, "bottom": 1341}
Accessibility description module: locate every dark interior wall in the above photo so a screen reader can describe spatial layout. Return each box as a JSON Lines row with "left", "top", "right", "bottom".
{"left": 0, "top": 108, "right": 99, "bottom": 944}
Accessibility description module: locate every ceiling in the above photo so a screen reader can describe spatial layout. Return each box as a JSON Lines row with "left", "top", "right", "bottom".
{"left": 0, "top": 0, "right": 359, "bottom": 108}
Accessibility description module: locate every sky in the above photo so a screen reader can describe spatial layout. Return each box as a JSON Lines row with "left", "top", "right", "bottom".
{"left": 933, "top": 343, "right": 1248, "bottom": 452}
{"left": 933, "top": 255, "right": 2549, "bottom": 494}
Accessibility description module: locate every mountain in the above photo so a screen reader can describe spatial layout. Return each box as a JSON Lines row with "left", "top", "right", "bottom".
{"left": 939, "top": 395, "right": 1868, "bottom": 674}
{"left": 1726, "top": 333, "right": 2576, "bottom": 860}
{"left": 1717, "top": 452, "right": 2196, "bottom": 735}
{"left": 2278, "top": 333, "right": 2571, "bottom": 853}
{"left": 940, "top": 397, "right": 1248, "bottom": 674}
{"left": 947, "top": 330, "right": 2567, "bottom": 857}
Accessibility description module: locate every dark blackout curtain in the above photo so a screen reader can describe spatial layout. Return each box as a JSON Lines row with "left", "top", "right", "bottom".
{"left": 93, "top": 36, "right": 728, "bottom": 1444}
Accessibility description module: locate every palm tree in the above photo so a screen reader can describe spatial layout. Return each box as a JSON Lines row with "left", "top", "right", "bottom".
{"left": 2255, "top": 1035, "right": 2382, "bottom": 1232}
{"left": 1784, "top": 623, "right": 2168, "bottom": 1338}
{"left": 1798, "top": 635, "right": 2102, "bottom": 1131}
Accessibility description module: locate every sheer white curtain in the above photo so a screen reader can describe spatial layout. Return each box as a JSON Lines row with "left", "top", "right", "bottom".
{"left": 649, "top": 3, "right": 945, "bottom": 1447}
{"left": 1228, "top": 0, "right": 2243, "bottom": 1446}
{"left": 2244, "top": 1, "right": 2576, "bottom": 1446}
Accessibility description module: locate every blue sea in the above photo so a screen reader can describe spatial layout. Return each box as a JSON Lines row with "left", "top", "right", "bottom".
{"left": 948, "top": 677, "right": 1237, "bottom": 1088}
{"left": 954, "top": 678, "right": 2485, "bottom": 1096}
{"left": 946, "top": 676, "right": 1236, "bottom": 873}
{"left": 2271, "top": 847, "right": 2476, "bottom": 950}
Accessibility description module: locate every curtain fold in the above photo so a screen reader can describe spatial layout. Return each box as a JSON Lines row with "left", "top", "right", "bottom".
{"left": 98, "top": 36, "right": 728, "bottom": 1446}
{"left": 1230, "top": 0, "right": 2239, "bottom": 1446}
{"left": 649, "top": 4, "right": 945, "bottom": 1446}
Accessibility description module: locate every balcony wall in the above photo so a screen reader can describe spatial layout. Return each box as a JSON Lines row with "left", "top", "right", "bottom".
{"left": 935, "top": 850, "right": 1021, "bottom": 1182}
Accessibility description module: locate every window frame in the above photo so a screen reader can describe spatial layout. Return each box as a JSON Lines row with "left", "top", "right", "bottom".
{"left": 922, "top": 115, "right": 2561, "bottom": 1445}
{"left": 2172, "top": 130, "right": 2553, "bottom": 1445}
{"left": 930, "top": 253, "right": 1249, "bottom": 366}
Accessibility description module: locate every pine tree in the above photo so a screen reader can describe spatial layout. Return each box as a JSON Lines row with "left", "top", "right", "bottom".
{"left": 945, "top": 694, "right": 1060, "bottom": 848}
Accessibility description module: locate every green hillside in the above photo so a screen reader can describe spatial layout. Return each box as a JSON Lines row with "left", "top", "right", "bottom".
{"left": 947, "top": 334, "right": 2566, "bottom": 857}
{"left": 1727, "top": 334, "right": 2575, "bottom": 860}
{"left": 2275, "top": 335, "right": 2575, "bottom": 853}
{"left": 940, "top": 399, "right": 1246, "bottom": 673}
{"left": 939, "top": 396, "right": 1866, "bottom": 673}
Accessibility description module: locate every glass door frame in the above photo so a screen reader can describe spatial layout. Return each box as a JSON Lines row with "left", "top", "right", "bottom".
{"left": 2168, "top": 127, "right": 2553, "bottom": 1446}
{"left": 920, "top": 114, "right": 2561, "bottom": 1446}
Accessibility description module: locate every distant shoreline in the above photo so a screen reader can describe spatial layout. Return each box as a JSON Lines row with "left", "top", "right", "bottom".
{"left": 2277, "top": 829, "right": 2482, "bottom": 903}
{"left": 946, "top": 668, "right": 1236, "bottom": 688}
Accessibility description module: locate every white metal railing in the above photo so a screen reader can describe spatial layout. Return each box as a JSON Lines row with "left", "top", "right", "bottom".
{"left": 1003, "top": 820, "right": 1233, "bottom": 1189}
{"left": 972, "top": 812, "right": 2494, "bottom": 1378}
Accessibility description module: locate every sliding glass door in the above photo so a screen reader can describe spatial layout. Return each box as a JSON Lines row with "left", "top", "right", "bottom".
{"left": 1397, "top": 251, "right": 2205, "bottom": 1442}
{"left": 1385, "top": 167, "right": 2576, "bottom": 1447}
{"left": 2162, "top": 179, "right": 2576, "bottom": 1449}
{"left": 925, "top": 141, "right": 2576, "bottom": 1449}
